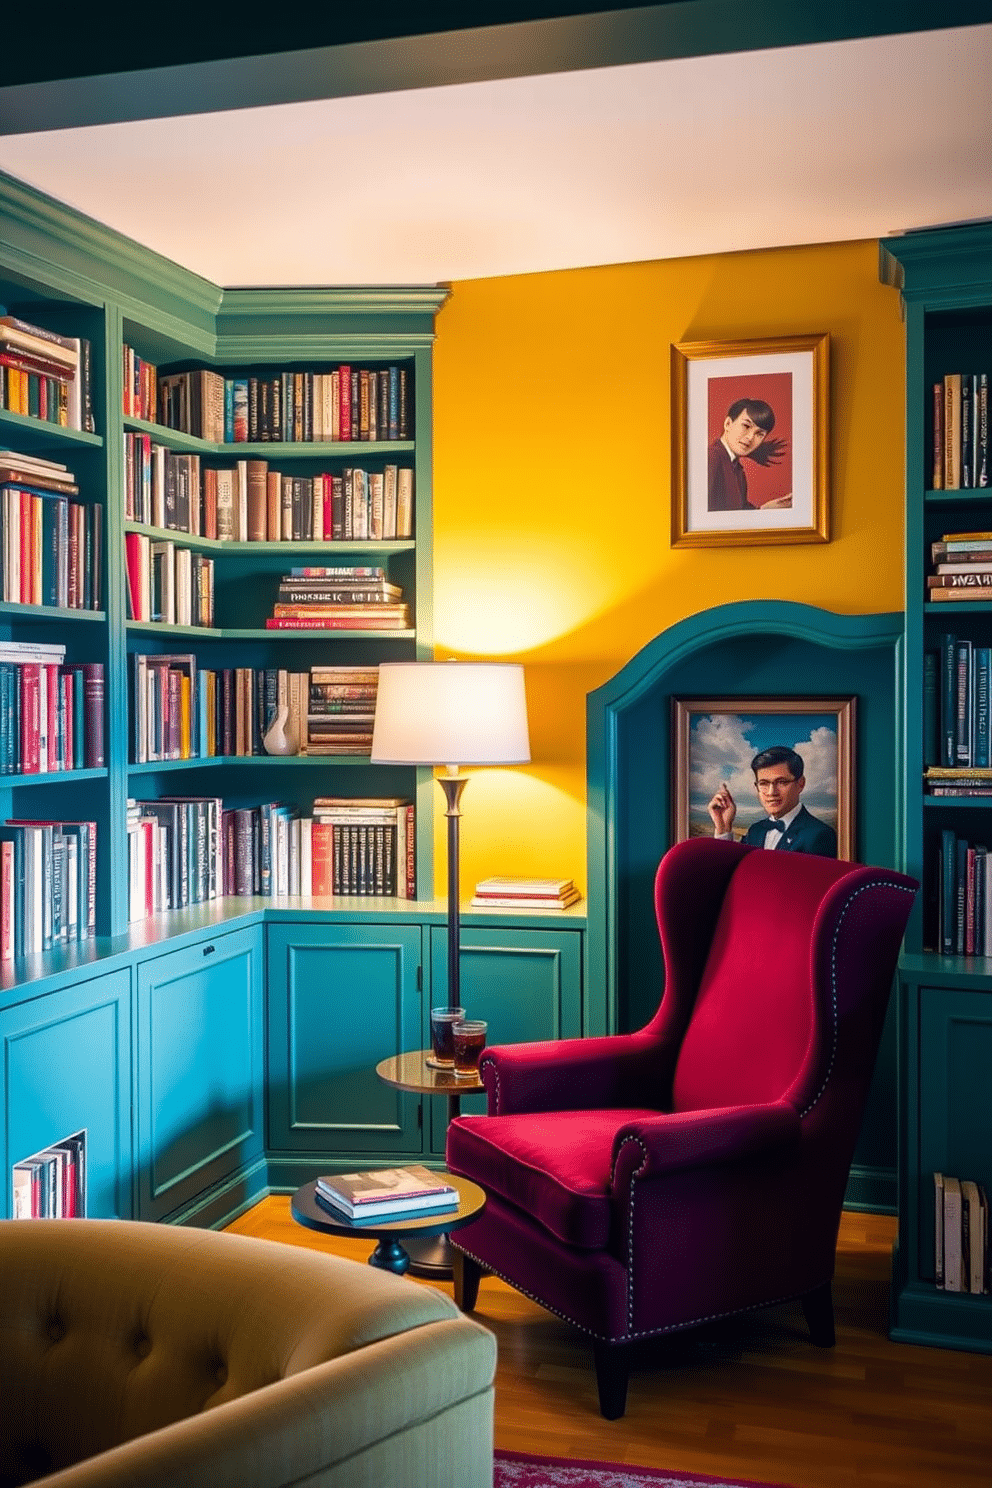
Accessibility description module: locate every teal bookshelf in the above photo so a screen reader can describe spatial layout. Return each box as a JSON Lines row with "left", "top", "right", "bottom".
{"left": 880, "top": 222, "right": 992, "bottom": 1353}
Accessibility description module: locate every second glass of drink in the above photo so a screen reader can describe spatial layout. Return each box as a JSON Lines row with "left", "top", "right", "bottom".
{"left": 452, "top": 1018, "right": 487, "bottom": 1076}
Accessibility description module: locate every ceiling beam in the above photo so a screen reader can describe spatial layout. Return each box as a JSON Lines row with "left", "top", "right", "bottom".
{"left": 3, "top": 0, "right": 990, "bottom": 135}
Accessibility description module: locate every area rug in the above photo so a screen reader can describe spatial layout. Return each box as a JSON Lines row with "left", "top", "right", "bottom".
{"left": 494, "top": 1451, "right": 796, "bottom": 1488}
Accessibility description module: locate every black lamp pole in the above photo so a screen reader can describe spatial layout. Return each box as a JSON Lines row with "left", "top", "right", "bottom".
{"left": 438, "top": 769, "right": 467, "bottom": 1012}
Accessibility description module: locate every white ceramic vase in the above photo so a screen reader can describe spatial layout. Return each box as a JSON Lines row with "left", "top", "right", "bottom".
{"left": 262, "top": 705, "right": 298, "bottom": 756}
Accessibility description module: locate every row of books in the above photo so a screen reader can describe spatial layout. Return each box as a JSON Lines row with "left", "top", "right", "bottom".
{"left": 1, "top": 451, "right": 103, "bottom": 611}
{"left": 0, "top": 315, "right": 96, "bottom": 433}
{"left": 934, "top": 1172, "right": 989, "bottom": 1294}
{"left": 0, "top": 646, "right": 105, "bottom": 774}
{"left": 314, "top": 1165, "right": 457, "bottom": 1224}
{"left": 124, "top": 533, "right": 215, "bottom": 626}
{"left": 130, "top": 659, "right": 379, "bottom": 763}
{"left": 267, "top": 566, "right": 410, "bottom": 633}
{"left": 126, "top": 794, "right": 414, "bottom": 919}
{"left": 123, "top": 351, "right": 413, "bottom": 444}
{"left": 0, "top": 818, "right": 97, "bottom": 958}
{"left": 930, "top": 371, "right": 989, "bottom": 490}
{"left": 924, "top": 634, "right": 992, "bottom": 770}
{"left": 927, "top": 532, "right": 992, "bottom": 604}
{"left": 469, "top": 875, "right": 582, "bottom": 910}
{"left": 935, "top": 829, "right": 992, "bottom": 956}
{"left": 124, "top": 438, "right": 414, "bottom": 542}
{"left": 11, "top": 1131, "right": 87, "bottom": 1219}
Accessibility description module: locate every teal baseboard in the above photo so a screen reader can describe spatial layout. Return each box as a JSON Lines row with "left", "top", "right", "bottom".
{"left": 164, "top": 1157, "right": 270, "bottom": 1231}
{"left": 891, "top": 1280, "right": 992, "bottom": 1354}
{"left": 843, "top": 1163, "right": 896, "bottom": 1215}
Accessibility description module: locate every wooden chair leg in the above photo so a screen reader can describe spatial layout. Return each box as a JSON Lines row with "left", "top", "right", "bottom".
{"left": 592, "top": 1339, "right": 632, "bottom": 1420}
{"left": 801, "top": 1280, "right": 836, "bottom": 1347}
{"left": 452, "top": 1250, "right": 482, "bottom": 1312}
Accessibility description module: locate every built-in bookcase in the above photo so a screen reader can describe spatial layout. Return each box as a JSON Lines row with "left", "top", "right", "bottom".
{"left": 0, "top": 169, "right": 448, "bottom": 963}
{"left": 880, "top": 223, "right": 992, "bottom": 1354}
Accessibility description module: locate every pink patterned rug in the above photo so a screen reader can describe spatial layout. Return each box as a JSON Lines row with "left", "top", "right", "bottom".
{"left": 494, "top": 1452, "right": 796, "bottom": 1488}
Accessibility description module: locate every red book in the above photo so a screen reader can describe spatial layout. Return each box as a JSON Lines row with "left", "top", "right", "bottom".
{"left": 19, "top": 663, "right": 41, "bottom": 773}
{"left": 311, "top": 820, "right": 335, "bottom": 896}
{"left": 124, "top": 532, "right": 145, "bottom": 621}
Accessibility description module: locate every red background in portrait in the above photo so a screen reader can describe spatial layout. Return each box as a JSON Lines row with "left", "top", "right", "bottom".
{"left": 707, "top": 370, "right": 793, "bottom": 507}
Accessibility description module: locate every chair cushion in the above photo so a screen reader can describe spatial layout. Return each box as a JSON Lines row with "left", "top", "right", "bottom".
{"left": 447, "top": 1108, "right": 659, "bottom": 1249}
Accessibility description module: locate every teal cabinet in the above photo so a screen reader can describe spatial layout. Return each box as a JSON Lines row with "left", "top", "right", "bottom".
{"left": 135, "top": 925, "right": 264, "bottom": 1223}
{"left": 266, "top": 920, "right": 424, "bottom": 1180}
{"left": 428, "top": 922, "right": 584, "bottom": 1146}
{"left": 1, "top": 968, "right": 131, "bottom": 1220}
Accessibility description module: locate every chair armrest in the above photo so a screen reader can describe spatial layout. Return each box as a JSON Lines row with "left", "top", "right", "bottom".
{"left": 611, "top": 1101, "right": 801, "bottom": 1189}
{"left": 480, "top": 1031, "right": 671, "bottom": 1115}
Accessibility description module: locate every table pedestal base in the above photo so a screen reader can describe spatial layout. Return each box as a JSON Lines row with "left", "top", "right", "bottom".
{"left": 401, "top": 1231, "right": 457, "bottom": 1279}
{"left": 367, "top": 1237, "right": 412, "bottom": 1275}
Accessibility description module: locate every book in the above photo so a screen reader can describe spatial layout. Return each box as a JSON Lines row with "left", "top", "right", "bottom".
{"left": 961, "top": 1179, "right": 987, "bottom": 1294}
{"left": 473, "top": 875, "right": 576, "bottom": 896}
{"left": 943, "top": 1175, "right": 964, "bottom": 1291}
{"left": 315, "top": 1164, "right": 457, "bottom": 1219}
{"left": 314, "top": 1189, "right": 459, "bottom": 1225}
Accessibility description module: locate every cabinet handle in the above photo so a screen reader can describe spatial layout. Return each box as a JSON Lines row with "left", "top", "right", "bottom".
{"left": 203, "top": 944, "right": 216, "bottom": 956}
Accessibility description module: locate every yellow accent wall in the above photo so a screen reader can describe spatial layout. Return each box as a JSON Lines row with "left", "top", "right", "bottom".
{"left": 430, "top": 239, "right": 906, "bottom": 898}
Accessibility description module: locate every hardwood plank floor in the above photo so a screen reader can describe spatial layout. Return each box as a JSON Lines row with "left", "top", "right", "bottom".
{"left": 225, "top": 1201, "right": 992, "bottom": 1487}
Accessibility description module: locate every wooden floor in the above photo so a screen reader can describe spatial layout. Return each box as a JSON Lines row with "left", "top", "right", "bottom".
{"left": 226, "top": 1200, "right": 992, "bottom": 1487}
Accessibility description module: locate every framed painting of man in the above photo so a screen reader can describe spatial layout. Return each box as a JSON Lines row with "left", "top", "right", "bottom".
{"left": 671, "top": 334, "right": 829, "bottom": 547}
{"left": 672, "top": 696, "right": 856, "bottom": 861}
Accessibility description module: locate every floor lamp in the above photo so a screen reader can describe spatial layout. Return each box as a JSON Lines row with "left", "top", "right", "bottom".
{"left": 371, "top": 661, "right": 531, "bottom": 1012}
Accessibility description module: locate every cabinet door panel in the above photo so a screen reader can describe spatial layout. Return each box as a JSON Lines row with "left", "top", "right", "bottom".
{"left": 2, "top": 969, "right": 132, "bottom": 1220}
{"left": 919, "top": 986, "right": 992, "bottom": 1191}
{"left": 429, "top": 925, "right": 584, "bottom": 1144}
{"left": 137, "top": 927, "right": 263, "bottom": 1221}
{"left": 267, "top": 922, "right": 422, "bottom": 1156}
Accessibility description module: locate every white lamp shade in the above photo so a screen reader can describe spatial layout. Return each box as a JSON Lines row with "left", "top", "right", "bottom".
{"left": 371, "top": 662, "right": 531, "bottom": 767}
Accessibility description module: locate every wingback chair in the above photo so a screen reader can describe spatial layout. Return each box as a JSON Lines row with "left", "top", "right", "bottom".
{"left": 445, "top": 837, "right": 917, "bottom": 1418}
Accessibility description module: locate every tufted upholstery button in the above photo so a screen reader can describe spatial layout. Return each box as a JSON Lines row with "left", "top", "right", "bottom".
{"left": 47, "top": 1319, "right": 64, "bottom": 1344}
{"left": 215, "top": 1363, "right": 228, "bottom": 1386}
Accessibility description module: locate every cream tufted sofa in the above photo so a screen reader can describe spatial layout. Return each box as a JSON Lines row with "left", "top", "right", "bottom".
{"left": 0, "top": 1218, "right": 496, "bottom": 1488}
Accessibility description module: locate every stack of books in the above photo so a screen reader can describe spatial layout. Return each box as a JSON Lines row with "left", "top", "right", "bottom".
{"left": 314, "top": 1165, "right": 458, "bottom": 1225}
{"left": 927, "top": 533, "right": 992, "bottom": 603}
{"left": 934, "top": 1172, "right": 989, "bottom": 1294}
{"left": 470, "top": 875, "right": 582, "bottom": 910}
{"left": 307, "top": 664, "right": 380, "bottom": 755}
{"left": 265, "top": 566, "right": 410, "bottom": 631}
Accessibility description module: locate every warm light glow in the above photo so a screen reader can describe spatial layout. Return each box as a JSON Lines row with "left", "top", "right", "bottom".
{"left": 371, "top": 662, "right": 531, "bottom": 767}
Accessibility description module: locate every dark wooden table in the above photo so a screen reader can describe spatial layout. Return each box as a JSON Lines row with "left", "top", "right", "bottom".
{"left": 291, "top": 1171, "right": 485, "bottom": 1276}
{"left": 373, "top": 1050, "right": 485, "bottom": 1276}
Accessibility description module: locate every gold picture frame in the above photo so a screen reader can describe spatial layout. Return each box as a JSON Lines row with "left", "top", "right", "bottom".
{"left": 671, "top": 333, "right": 829, "bottom": 548}
{"left": 672, "top": 695, "right": 856, "bottom": 861}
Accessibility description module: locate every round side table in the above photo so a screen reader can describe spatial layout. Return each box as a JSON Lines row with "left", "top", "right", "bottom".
{"left": 374, "top": 1050, "right": 485, "bottom": 1277}
{"left": 291, "top": 1171, "right": 486, "bottom": 1276}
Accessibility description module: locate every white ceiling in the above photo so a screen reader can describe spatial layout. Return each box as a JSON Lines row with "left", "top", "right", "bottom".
{"left": 0, "top": 23, "right": 989, "bottom": 286}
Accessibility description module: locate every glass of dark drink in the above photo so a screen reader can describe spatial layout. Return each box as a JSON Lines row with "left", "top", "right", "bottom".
{"left": 430, "top": 1005, "right": 465, "bottom": 1067}
{"left": 452, "top": 1019, "right": 487, "bottom": 1076}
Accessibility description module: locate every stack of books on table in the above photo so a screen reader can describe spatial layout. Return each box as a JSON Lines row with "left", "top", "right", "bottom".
{"left": 470, "top": 876, "right": 582, "bottom": 910}
{"left": 314, "top": 1165, "right": 459, "bottom": 1225}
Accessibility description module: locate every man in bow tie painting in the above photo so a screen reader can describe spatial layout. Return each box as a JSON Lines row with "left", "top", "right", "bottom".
{"left": 707, "top": 745, "right": 837, "bottom": 857}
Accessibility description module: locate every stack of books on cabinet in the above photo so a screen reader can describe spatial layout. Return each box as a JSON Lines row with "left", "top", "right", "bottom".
{"left": 935, "top": 1172, "right": 990, "bottom": 1295}
{"left": 470, "top": 876, "right": 582, "bottom": 910}
{"left": 927, "top": 532, "right": 992, "bottom": 604}
{"left": 314, "top": 1165, "right": 458, "bottom": 1226}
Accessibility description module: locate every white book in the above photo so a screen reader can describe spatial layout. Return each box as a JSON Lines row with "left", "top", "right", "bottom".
{"left": 300, "top": 816, "right": 312, "bottom": 898}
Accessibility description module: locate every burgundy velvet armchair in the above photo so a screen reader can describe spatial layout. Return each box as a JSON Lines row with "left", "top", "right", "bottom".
{"left": 445, "top": 838, "right": 917, "bottom": 1418}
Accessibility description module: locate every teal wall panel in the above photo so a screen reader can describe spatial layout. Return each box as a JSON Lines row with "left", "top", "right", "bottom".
{"left": 266, "top": 921, "right": 423, "bottom": 1158}
{"left": 136, "top": 926, "right": 263, "bottom": 1221}
{"left": 1, "top": 968, "right": 131, "bottom": 1219}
